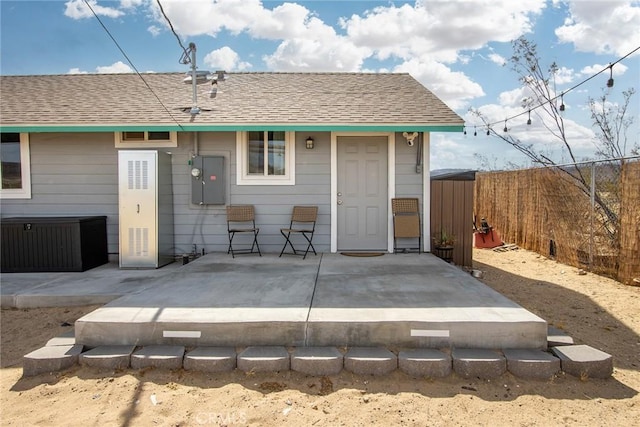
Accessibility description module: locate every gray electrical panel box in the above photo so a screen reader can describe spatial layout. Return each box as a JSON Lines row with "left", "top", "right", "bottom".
{"left": 191, "top": 156, "right": 225, "bottom": 205}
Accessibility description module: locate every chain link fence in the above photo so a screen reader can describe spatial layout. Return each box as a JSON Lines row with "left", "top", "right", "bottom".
{"left": 474, "top": 157, "right": 640, "bottom": 285}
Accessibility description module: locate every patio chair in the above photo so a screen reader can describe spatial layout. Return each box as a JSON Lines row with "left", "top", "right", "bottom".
{"left": 392, "top": 198, "right": 421, "bottom": 253}
{"left": 226, "top": 205, "right": 261, "bottom": 258}
{"left": 279, "top": 206, "right": 318, "bottom": 260}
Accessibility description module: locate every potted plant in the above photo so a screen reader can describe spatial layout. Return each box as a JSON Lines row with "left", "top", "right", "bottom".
{"left": 433, "top": 229, "right": 455, "bottom": 249}
{"left": 432, "top": 230, "right": 455, "bottom": 262}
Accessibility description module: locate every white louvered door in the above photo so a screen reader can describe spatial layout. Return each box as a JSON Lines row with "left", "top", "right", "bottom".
{"left": 118, "top": 150, "right": 158, "bottom": 268}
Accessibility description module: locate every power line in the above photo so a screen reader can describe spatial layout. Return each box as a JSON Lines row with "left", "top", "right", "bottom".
{"left": 82, "top": 0, "right": 184, "bottom": 129}
{"left": 155, "top": 0, "right": 191, "bottom": 64}
{"left": 468, "top": 44, "right": 640, "bottom": 131}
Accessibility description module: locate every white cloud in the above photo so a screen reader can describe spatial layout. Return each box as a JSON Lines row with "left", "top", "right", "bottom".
{"left": 488, "top": 53, "right": 507, "bottom": 66}
{"left": 120, "top": 0, "right": 145, "bottom": 8}
{"left": 67, "top": 68, "right": 88, "bottom": 74}
{"left": 147, "top": 0, "right": 312, "bottom": 38}
{"left": 64, "top": 0, "right": 124, "bottom": 19}
{"left": 147, "top": 25, "right": 162, "bottom": 37}
{"left": 96, "top": 61, "right": 133, "bottom": 73}
{"left": 343, "top": 0, "right": 547, "bottom": 63}
{"left": 68, "top": 61, "right": 133, "bottom": 74}
{"left": 554, "top": 66, "right": 575, "bottom": 85}
{"left": 470, "top": 85, "right": 596, "bottom": 154}
{"left": 393, "top": 58, "right": 484, "bottom": 110}
{"left": 580, "top": 62, "right": 628, "bottom": 77}
{"left": 204, "top": 47, "right": 252, "bottom": 71}
{"left": 555, "top": 1, "right": 640, "bottom": 56}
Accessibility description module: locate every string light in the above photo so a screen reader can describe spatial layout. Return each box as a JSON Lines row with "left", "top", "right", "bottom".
{"left": 466, "top": 45, "right": 639, "bottom": 132}
{"left": 607, "top": 64, "right": 614, "bottom": 88}
{"left": 527, "top": 110, "right": 532, "bottom": 125}
{"left": 474, "top": 126, "right": 477, "bottom": 136}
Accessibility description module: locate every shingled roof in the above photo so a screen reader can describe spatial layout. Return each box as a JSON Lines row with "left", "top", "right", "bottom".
{"left": 0, "top": 72, "right": 463, "bottom": 132}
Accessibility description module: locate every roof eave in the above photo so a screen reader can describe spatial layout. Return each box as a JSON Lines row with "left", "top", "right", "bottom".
{"left": 0, "top": 123, "right": 464, "bottom": 133}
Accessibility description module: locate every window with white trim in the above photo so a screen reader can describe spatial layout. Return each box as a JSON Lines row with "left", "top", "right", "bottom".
{"left": 0, "top": 132, "right": 31, "bottom": 199}
{"left": 114, "top": 131, "right": 177, "bottom": 147}
{"left": 236, "top": 131, "right": 295, "bottom": 185}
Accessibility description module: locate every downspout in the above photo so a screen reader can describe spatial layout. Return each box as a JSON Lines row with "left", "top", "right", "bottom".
{"left": 416, "top": 132, "right": 423, "bottom": 174}
{"left": 422, "top": 132, "right": 431, "bottom": 252}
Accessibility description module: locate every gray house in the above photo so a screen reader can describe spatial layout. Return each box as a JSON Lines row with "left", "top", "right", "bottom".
{"left": 0, "top": 72, "right": 463, "bottom": 263}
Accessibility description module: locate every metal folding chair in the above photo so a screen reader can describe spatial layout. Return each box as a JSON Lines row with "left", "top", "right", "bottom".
{"left": 392, "top": 198, "right": 421, "bottom": 253}
{"left": 226, "top": 205, "right": 261, "bottom": 258}
{"left": 279, "top": 206, "right": 318, "bottom": 259}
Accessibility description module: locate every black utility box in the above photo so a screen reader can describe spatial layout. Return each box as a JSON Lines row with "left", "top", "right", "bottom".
{"left": 1, "top": 216, "right": 108, "bottom": 272}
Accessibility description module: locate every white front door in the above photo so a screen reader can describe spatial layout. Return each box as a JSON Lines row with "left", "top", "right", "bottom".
{"left": 336, "top": 136, "right": 388, "bottom": 251}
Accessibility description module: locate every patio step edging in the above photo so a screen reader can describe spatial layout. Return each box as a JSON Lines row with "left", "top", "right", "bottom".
{"left": 21, "top": 342, "right": 613, "bottom": 381}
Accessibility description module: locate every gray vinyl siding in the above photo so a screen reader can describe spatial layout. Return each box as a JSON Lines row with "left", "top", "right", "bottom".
{"left": 0, "top": 133, "right": 120, "bottom": 254}
{"left": 146, "top": 131, "right": 331, "bottom": 256}
{"left": 394, "top": 132, "right": 424, "bottom": 199}
{"left": 2, "top": 130, "right": 424, "bottom": 260}
{"left": 394, "top": 132, "right": 426, "bottom": 236}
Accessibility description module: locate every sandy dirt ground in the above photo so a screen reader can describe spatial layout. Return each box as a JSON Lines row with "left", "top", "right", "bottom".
{"left": 1, "top": 248, "right": 639, "bottom": 426}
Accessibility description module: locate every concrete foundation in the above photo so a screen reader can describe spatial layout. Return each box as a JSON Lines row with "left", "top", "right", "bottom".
{"left": 72, "top": 254, "right": 547, "bottom": 350}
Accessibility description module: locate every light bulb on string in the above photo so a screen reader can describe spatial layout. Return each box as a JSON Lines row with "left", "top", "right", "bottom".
{"left": 527, "top": 110, "right": 532, "bottom": 125}
{"left": 503, "top": 119, "right": 508, "bottom": 132}
{"left": 474, "top": 126, "right": 477, "bottom": 136}
{"left": 607, "top": 64, "right": 614, "bottom": 88}
{"left": 559, "top": 93, "right": 565, "bottom": 112}
{"left": 463, "top": 127, "right": 467, "bottom": 135}
{"left": 486, "top": 127, "right": 490, "bottom": 136}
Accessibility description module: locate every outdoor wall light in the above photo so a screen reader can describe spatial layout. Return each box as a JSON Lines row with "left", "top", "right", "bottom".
{"left": 306, "top": 136, "right": 314, "bottom": 149}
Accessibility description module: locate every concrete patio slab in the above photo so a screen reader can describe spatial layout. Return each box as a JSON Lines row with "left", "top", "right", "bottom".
{"left": 3, "top": 252, "right": 548, "bottom": 351}
{"left": 1, "top": 261, "right": 184, "bottom": 309}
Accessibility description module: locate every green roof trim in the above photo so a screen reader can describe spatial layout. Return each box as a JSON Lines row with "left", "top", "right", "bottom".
{"left": 0, "top": 124, "right": 464, "bottom": 133}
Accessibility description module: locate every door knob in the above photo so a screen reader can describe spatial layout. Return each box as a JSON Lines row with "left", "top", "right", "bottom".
{"left": 337, "top": 192, "right": 342, "bottom": 197}
{"left": 337, "top": 200, "right": 343, "bottom": 205}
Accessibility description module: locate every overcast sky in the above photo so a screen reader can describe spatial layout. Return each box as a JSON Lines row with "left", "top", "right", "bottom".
{"left": 1, "top": 0, "right": 638, "bottom": 170}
